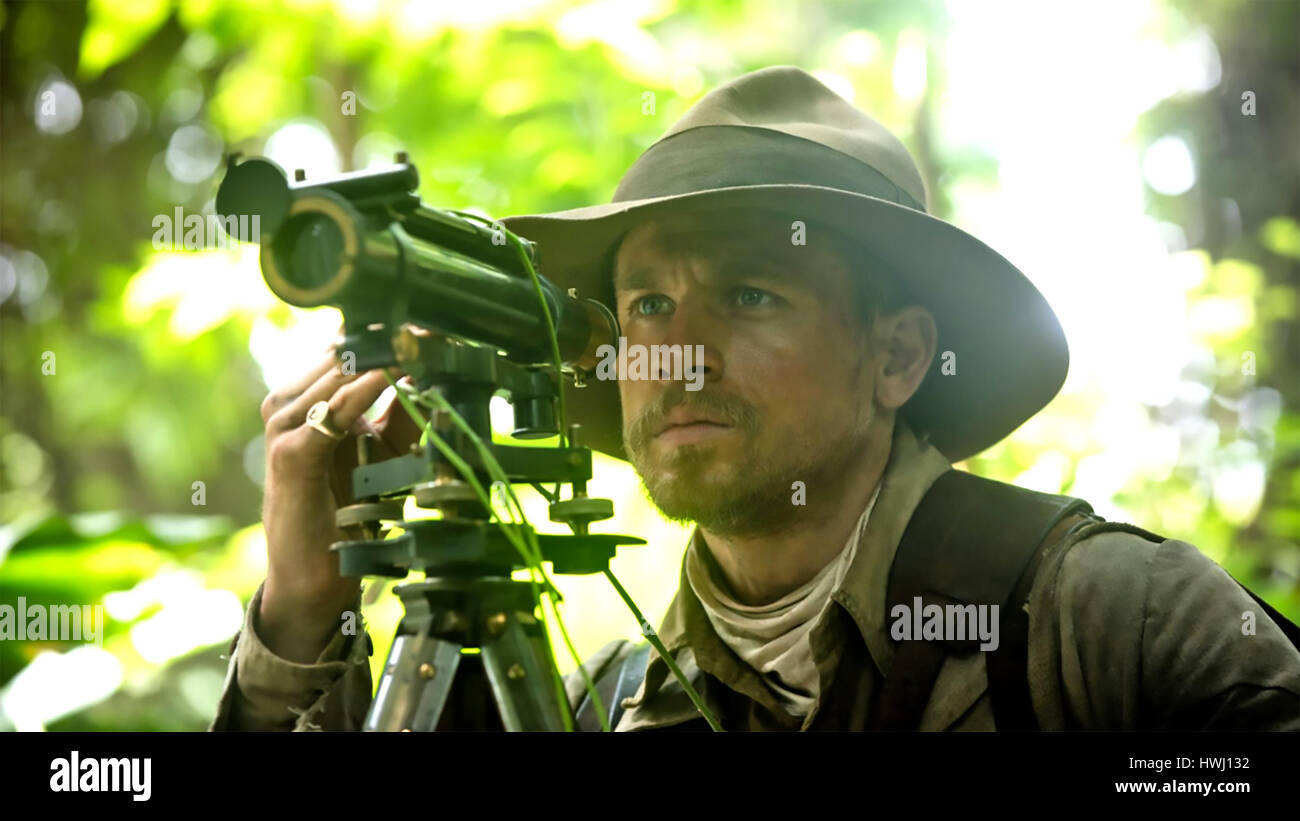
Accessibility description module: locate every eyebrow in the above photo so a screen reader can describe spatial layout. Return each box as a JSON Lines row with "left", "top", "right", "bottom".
{"left": 612, "top": 267, "right": 659, "bottom": 292}
{"left": 613, "top": 258, "right": 792, "bottom": 292}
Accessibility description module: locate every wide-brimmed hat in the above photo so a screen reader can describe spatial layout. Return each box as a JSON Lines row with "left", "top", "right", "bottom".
{"left": 501, "top": 65, "right": 1067, "bottom": 464}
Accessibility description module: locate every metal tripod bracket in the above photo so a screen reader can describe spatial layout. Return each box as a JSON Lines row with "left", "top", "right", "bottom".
{"left": 322, "top": 321, "right": 644, "bottom": 731}
{"left": 365, "top": 578, "right": 568, "bottom": 732}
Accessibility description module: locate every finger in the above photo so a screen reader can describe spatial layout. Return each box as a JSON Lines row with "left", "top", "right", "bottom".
{"left": 369, "top": 375, "right": 412, "bottom": 427}
{"left": 261, "top": 350, "right": 346, "bottom": 424}
{"left": 270, "top": 374, "right": 392, "bottom": 488}
{"left": 326, "top": 388, "right": 400, "bottom": 506}
{"left": 373, "top": 377, "right": 429, "bottom": 440}
{"left": 320, "top": 368, "right": 404, "bottom": 437}
{"left": 268, "top": 363, "right": 363, "bottom": 435}
{"left": 347, "top": 414, "right": 403, "bottom": 460}
{"left": 273, "top": 357, "right": 401, "bottom": 437}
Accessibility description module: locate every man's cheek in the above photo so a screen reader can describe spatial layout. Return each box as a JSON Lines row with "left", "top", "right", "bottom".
{"left": 618, "top": 383, "right": 645, "bottom": 425}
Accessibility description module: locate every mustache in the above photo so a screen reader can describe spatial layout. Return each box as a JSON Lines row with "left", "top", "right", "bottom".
{"left": 624, "top": 384, "right": 760, "bottom": 454}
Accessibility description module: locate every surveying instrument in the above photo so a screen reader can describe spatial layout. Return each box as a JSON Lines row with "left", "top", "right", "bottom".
{"left": 217, "top": 153, "right": 642, "bottom": 731}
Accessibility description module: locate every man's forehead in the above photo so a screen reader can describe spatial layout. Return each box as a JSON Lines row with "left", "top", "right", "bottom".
{"left": 612, "top": 208, "right": 837, "bottom": 287}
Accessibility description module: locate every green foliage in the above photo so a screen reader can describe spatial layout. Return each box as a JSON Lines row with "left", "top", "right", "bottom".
{"left": 0, "top": 511, "right": 241, "bottom": 730}
{"left": 1, "top": 0, "right": 1296, "bottom": 730}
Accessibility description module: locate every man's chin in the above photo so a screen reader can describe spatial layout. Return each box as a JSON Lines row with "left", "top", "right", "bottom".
{"left": 641, "top": 479, "right": 732, "bottom": 526}
{"left": 638, "top": 438, "right": 732, "bottom": 482}
{"left": 636, "top": 452, "right": 765, "bottom": 527}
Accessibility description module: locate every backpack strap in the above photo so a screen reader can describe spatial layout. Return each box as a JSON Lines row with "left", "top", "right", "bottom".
{"left": 985, "top": 510, "right": 1098, "bottom": 729}
{"left": 574, "top": 641, "right": 651, "bottom": 731}
{"left": 609, "top": 642, "right": 652, "bottom": 729}
{"left": 868, "top": 469, "right": 1094, "bottom": 730}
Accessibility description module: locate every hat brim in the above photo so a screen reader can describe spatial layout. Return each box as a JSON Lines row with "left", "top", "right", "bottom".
{"left": 500, "top": 184, "right": 1068, "bottom": 464}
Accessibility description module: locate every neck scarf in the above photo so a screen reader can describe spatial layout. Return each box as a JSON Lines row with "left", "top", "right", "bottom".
{"left": 685, "top": 484, "right": 882, "bottom": 718}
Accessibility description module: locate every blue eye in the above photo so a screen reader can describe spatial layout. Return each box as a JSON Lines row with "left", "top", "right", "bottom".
{"left": 634, "top": 295, "right": 672, "bottom": 316}
{"left": 736, "top": 287, "right": 773, "bottom": 307}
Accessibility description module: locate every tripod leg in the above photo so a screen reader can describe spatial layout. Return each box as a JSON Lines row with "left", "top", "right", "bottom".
{"left": 365, "top": 632, "right": 463, "bottom": 732}
{"left": 480, "top": 613, "right": 570, "bottom": 731}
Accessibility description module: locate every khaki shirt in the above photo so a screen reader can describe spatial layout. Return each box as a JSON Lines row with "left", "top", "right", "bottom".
{"left": 210, "top": 422, "right": 1300, "bottom": 731}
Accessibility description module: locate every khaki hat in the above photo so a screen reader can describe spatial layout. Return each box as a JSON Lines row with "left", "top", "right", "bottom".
{"left": 501, "top": 65, "right": 1067, "bottom": 463}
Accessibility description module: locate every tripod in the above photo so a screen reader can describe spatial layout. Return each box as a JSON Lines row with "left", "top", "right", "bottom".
{"left": 330, "top": 324, "right": 642, "bottom": 731}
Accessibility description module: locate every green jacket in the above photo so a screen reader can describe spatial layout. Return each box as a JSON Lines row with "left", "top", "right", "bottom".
{"left": 210, "top": 423, "right": 1300, "bottom": 731}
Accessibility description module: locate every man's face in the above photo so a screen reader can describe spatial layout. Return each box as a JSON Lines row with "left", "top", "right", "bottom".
{"left": 613, "top": 207, "right": 881, "bottom": 536}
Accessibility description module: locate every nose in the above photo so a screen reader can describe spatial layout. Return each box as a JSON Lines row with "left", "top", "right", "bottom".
{"left": 653, "top": 298, "right": 722, "bottom": 386}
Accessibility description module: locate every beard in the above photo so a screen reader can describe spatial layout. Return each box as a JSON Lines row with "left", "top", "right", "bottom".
{"left": 624, "top": 384, "right": 873, "bottom": 537}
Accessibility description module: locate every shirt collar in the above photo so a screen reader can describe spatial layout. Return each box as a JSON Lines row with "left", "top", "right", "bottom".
{"left": 617, "top": 419, "right": 952, "bottom": 729}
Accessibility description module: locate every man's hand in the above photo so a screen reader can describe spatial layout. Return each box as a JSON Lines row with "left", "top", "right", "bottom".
{"left": 256, "top": 325, "right": 429, "bottom": 663}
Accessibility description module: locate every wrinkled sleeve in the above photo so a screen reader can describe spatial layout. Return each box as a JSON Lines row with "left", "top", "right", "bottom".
{"left": 209, "top": 581, "right": 373, "bottom": 732}
{"left": 1032, "top": 527, "right": 1300, "bottom": 730}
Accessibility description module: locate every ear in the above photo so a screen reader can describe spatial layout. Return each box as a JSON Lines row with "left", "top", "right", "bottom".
{"left": 872, "top": 306, "right": 937, "bottom": 411}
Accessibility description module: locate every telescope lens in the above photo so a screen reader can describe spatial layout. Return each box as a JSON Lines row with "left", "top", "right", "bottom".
{"left": 274, "top": 213, "right": 345, "bottom": 291}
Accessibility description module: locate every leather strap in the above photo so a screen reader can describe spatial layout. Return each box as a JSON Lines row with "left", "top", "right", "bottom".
{"left": 866, "top": 639, "right": 947, "bottom": 730}
{"left": 986, "top": 511, "right": 1098, "bottom": 730}
{"left": 608, "top": 643, "right": 652, "bottom": 730}
{"left": 870, "top": 470, "right": 1094, "bottom": 730}
{"left": 574, "top": 641, "right": 651, "bottom": 732}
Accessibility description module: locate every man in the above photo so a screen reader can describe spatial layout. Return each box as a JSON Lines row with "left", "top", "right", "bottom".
{"left": 211, "top": 66, "right": 1300, "bottom": 732}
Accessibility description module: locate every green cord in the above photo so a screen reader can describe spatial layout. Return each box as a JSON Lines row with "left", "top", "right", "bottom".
{"left": 449, "top": 211, "right": 568, "bottom": 448}
{"left": 603, "top": 568, "right": 724, "bottom": 731}
{"left": 385, "top": 373, "right": 606, "bottom": 731}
